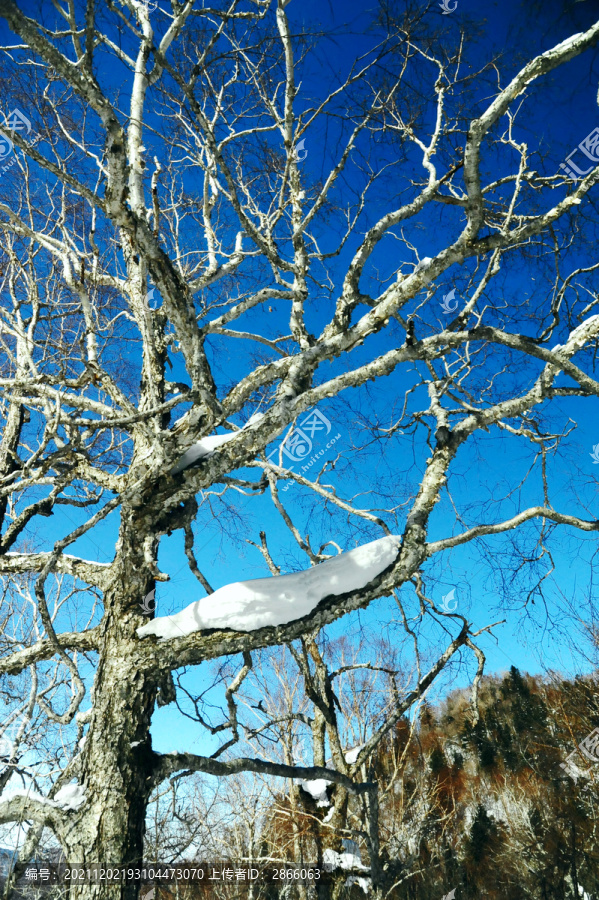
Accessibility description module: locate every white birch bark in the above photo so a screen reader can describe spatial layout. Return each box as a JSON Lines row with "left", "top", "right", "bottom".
{"left": 0, "top": 2, "right": 597, "bottom": 897}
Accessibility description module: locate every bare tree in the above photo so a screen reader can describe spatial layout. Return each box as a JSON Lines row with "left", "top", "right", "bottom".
{"left": 0, "top": 0, "right": 598, "bottom": 897}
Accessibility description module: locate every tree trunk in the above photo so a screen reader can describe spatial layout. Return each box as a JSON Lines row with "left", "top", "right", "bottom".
{"left": 62, "top": 529, "right": 158, "bottom": 900}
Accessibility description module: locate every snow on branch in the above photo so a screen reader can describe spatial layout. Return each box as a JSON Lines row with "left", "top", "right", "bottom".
{"left": 1, "top": 781, "right": 86, "bottom": 812}
{"left": 0, "top": 781, "right": 85, "bottom": 829}
{"left": 137, "top": 535, "right": 401, "bottom": 639}
{"left": 170, "top": 413, "right": 264, "bottom": 474}
{"left": 150, "top": 751, "right": 374, "bottom": 795}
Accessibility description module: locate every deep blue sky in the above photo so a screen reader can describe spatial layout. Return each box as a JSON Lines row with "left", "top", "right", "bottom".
{"left": 4, "top": 0, "right": 599, "bottom": 759}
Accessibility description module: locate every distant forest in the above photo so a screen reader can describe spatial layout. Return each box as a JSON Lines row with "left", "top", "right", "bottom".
{"left": 3, "top": 667, "right": 598, "bottom": 900}
{"left": 243, "top": 668, "right": 598, "bottom": 899}
{"left": 365, "top": 667, "right": 599, "bottom": 898}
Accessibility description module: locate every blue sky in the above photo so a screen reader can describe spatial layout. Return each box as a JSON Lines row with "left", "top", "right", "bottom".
{"left": 4, "top": 0, "right": 599, "bottom": 761}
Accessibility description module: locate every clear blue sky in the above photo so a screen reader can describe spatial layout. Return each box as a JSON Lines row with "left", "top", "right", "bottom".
{"left": 5, "top": 0, "right": 599, "bottom": 757}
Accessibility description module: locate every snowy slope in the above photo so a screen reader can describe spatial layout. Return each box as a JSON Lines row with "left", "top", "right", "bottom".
{"left": 137, "top": 535, "right": 401, "bottom": 639}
